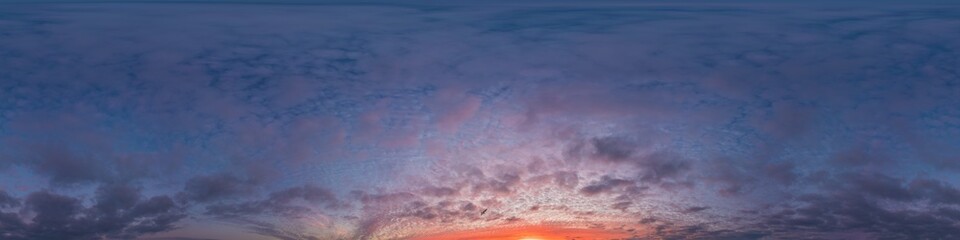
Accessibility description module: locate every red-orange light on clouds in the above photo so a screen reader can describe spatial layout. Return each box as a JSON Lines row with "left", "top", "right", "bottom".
{"left": 410, "top": 224, "right": 639, "bottom": 240}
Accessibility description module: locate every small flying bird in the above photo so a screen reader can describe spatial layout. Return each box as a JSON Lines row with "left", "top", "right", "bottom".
{"left": 480, "top": 209, "right": 488, "bottom": 216}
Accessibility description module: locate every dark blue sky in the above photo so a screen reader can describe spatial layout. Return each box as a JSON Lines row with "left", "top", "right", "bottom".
{"left": 0, "top": 1, "right": 959, "bottom": 239}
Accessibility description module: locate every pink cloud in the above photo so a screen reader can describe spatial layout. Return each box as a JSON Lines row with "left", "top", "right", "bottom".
{"left": 429, "top": 88, "right": 483, "bottom": 134}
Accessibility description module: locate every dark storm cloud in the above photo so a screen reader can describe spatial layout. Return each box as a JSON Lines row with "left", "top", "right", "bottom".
{"left": 680, "top": 206, "right": 709, "bottom": 214}
{"left": 908, "top": 178, "right": 960, "bottom": 206}
{"left": 0, "top": 186, "right": 184, "bottom": 240}
{"left": 94, "top": 183, "right": 142, "bottom": 214}
{"left": 642, "top": 223, "right": 770, "bottom": 240}
{"left": 568, "top": 135, "right": 693, "bottom": 189}
{"left": 0, "top": 190, "right": 18, "bottom": 208}
{"left": 635, "top": 152, "right": 692, "bottom": 186}
{"left": 675, "top": 173, "right": 960, "bottom": 239}
{"left": 591, "top": 136, "right": 635, "bottom": 162}
{"left": 758, "top": 193, "right": 960, "bottom": 239}
{"left": 846, "top": 172, "right": 914, "bottom": 201}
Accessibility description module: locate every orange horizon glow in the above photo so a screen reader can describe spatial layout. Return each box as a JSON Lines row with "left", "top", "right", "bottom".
{"left": 409, "top": 224, "right": 640, "bottom": 240}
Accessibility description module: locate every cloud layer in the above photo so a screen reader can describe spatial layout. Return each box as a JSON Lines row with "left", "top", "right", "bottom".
{"left": 1, "top": 1, "right": 960, "bottom": 239}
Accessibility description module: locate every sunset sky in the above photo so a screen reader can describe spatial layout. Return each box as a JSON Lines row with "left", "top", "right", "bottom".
{"left": 1, "top": 1, "right": 960, "bottom": 239}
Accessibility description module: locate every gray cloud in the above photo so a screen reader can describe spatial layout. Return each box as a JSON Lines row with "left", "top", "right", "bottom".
{"left": 579, "top": 175, "right": 637, "bottom": 196}
{"left": 0, "top": 190, "right": 18, "bottom": 208}
{"left": 205, "top": 184, "right": 344, "bottom": 219}
{"left": 179, "top": 173, "right": 256, "bottom": 203}
{"left": 0, "top": 186, "right": 184, "bottom": 240}
{"left": 0, "top": 1, "right": 959, "bottom": 239}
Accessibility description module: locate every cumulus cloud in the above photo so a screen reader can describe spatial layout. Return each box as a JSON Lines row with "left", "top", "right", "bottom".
{"left": 0, "top": 186, "right": 184, "bottom": 240}
{"left": 0, "top": 190, "right": 19, "bottom": 208}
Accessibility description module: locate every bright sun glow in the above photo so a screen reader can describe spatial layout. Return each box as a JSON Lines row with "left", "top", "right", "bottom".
{"left": 410, "top": 225, "right": 639, "bottom": 240}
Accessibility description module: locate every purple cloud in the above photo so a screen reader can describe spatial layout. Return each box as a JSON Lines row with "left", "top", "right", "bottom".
{"left": 0, "top": 1, "right": 958, "bottom": 239}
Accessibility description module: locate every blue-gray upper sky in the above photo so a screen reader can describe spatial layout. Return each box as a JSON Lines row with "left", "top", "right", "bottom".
{"left": 1, "top": 1, "right": 959, "bottom": 239}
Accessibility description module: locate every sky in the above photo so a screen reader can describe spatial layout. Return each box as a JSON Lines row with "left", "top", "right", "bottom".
{"left": 0, "top": 1, "right": 959, "bottom": 240}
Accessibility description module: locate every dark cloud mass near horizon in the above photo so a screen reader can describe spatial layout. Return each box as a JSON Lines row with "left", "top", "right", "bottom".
{"left": 1, "top": 1, "right": 960, "bottom": 239}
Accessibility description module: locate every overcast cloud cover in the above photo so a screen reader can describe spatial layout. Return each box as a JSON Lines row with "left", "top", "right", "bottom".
{"left": 1, "top": 1, "right": 960, "bottom": 239}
